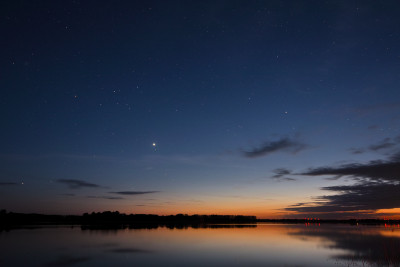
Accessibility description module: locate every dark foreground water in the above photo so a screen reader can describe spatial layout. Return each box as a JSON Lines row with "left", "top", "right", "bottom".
{"left": 1, "top": 223, "right": 400, "bottom": 266}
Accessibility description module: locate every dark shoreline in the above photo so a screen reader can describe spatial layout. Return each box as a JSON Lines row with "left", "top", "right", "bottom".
{"left": 258, "top": 218, "right": 400, "bottom": 225}
{"left": 0, "top": 210, "right": 257, "bottom": 229}
{"left": 1, "top": 210, "right": 399, "bottom": 230}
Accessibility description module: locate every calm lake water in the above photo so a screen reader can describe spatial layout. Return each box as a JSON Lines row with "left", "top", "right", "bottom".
{"left": 1, "top": 223, "right": 400, "bottom": 266}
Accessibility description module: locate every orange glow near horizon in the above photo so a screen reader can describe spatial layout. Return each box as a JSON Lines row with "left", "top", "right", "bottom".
{"left": 376, "top": 208, "right": 400, "bottom": 219}
{"left": 56, "top": 196, "right": 296, "bottom": 218}
{"left": 122, "top": 200, "right": 294, "bottom": 219}
{"left": 21, "top": 194, "right": 400, "bottom": 219}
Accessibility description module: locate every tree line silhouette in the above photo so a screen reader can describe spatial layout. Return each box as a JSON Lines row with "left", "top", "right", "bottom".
{"left": 0, "top": 209, "right": 257, "bottom": 229}
{"left": 2, "top": 210, "right": 399, "bottom": 230}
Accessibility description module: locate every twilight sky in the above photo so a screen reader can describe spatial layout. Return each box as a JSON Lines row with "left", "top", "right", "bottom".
{"left": 1, "top": 0, "right": 400, "bottom": 218}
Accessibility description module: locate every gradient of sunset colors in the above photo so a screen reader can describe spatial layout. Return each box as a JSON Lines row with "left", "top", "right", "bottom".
{"left": 1, "top": 1, "right": 400, "bottom": 218}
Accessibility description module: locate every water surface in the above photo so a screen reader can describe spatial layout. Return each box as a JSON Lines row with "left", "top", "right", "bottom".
{"left": 1, "top": 223, "right": 399, "bottom": 266}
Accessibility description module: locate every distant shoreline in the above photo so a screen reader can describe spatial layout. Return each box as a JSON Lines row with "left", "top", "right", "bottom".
{"left": 1, "top": 210, "right": 399, "bottom": 229}
{"left": 258, "top": 218, "right": 400, "bottom": 224}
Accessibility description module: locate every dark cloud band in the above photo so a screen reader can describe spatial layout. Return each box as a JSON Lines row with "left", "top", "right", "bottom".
{"left": 301, "top": 160, "right": 400, "bottom": 182}
{"left": 288, "top": 155, "right": 400, "bottom": 214}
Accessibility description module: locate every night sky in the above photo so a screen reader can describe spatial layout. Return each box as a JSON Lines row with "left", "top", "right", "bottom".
{"left": 1, "top": 0, "right": 400, "bottom": 219}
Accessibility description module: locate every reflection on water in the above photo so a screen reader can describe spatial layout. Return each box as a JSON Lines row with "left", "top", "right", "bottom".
{"left": 289, "top": 224, "right": 400, "bottom": 266}
{"left": 1, "top": 224, "right": 399, "bottom": 266}
{"left": 80, "top": 223, "right": 257, "bottom": 230}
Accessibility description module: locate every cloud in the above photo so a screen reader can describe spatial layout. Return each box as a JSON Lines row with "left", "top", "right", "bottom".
{"left": 350, "top": 135, "right": 400, "bottom": 154}
{"left": 271, "top": 168, "right": 296, "bottom": 181}
{"left": 391, "top": 151, "right": 400, "bottom": 161}
{"left": 301, "top": 158, "right": 400, "bottom": 182}
{"left": 87, "top": 196, "right": 124, "bottom": 200}
{"left": 368, "top": 137, "right": 396, "bottom": 151}
{"left": 349, "top": 148, "right": 365, "bottom": 154}
{"left": 57, "top": 179, "right": 100, "bottom": 189}
{"left": 109, "top": 248, "right": 152, "bottom": 254}
{"left": 60, "top": 193, "right": 75, "bottom": 197}
{"left": 287, "top": 155, "right": 400, "bottom": 215}
{"left": 272, "top": 168, "right": 291, "bottom": 178}
{"left": 109, "top": 191, "right": 159, "bottom": 195}
{"left": 0, "top": 182, "right": 19, "bottom": 186}
{"left": 45, "top": 255, "right": 91, "bottom": 266}
{"left": 286, "top": 182, "right": 400, "bottom": 214}
{"left": 281, "top": 177, "right": 296, "bottom": 181}
{"left": 243, "top": 137, "right": 308, "bottom": 158}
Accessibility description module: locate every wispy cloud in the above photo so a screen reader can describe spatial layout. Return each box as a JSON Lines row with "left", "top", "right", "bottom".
{"left": 368, "top": 137, "right": 396, "bottom": 151}
{"left": 350, "top": 135, "right": 400, "bottom": 154}
{"left": 109, "top": 248, "right": 152, "bottom": 254}
{"left": 57, "top": 179, "right": 100, "bottom": 189}
{"left": 271, "top": 168, "right": 296, "bottom": 181}
{"left": 272, "top": 168, "right": 291, "bottom": 178}
{"left": 45, "top": 255, "right": 91, "bottom": 267}
{"left": 109, "top": 191, "right": 159, "bottom": 195}
{"left": 87, "top": 196, "right": 124, "bottom": 200}
{"left": 0, "top": 153, "right": 117, "bottom": 162}
{"left": 0, "top": 182, "right": 19, "bottom": 186}
{"left": 349, "top": 148, "right": 365, "bottom": 154}
{"left": 243, "top": 137, "right": 308, "bottom": 158}
{"left": 60, "top": 193, "right": 75, "bottom": 197}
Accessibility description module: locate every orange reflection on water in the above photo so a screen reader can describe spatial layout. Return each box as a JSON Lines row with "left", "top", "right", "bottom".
{"left": 2, "top": 224, "right": 400, "bottom": 266}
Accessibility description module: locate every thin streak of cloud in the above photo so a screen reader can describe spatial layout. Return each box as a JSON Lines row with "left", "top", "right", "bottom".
{"left": 349, "top": 135, "right": 400, "bottom": 155}
{"left": 0, "top": 182, "right": 19, "bottom": 186}
{"left": 45, "top": 255, "right": 91, "bottom": 267}
{"left": 109, "top": 191, "right": 159, "bottom": 195}
{"left": 271, "top": 168, "right": 296, "bottom": 182}
{"left": 272, "top": 168, "right": 291, "bottom": 178}
{"left": 368, "top": 138, "right": 396, "bottom": 151}
{"left": 349, "top": 148, "right": 365, "bottom": 154}
{"left": 109, "top": 248, "right": 152, "bottom": 254}
{"left": 243, "top": 137, "right": 308, "bottom": 158}
{"left": 57, "top": 179, "right": 100, "bottom": 189}
{"left": 281, "top": 177, "right": 296, "bottom": 181}
{"left": 0, "top": 153, "right": 117, "bottom": 162}
{"left": 87, "top": 196, "right": 124, "bottom": 200}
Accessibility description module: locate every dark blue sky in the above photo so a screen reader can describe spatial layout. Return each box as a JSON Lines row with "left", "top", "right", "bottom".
{"left": 1, "top": 1, "right": 400, "bottom": 218}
